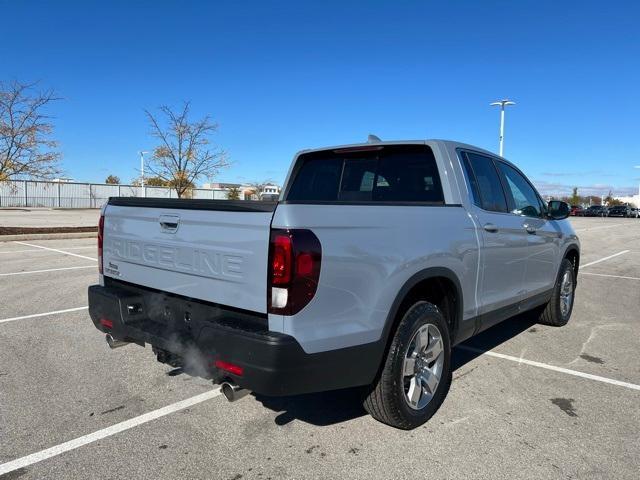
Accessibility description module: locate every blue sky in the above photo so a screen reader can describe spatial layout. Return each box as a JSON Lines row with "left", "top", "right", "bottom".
{"left": 3, "top": 0, "right": 639, "bottom": 196}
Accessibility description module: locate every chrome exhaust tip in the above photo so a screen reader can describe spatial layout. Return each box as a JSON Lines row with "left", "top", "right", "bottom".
{"left": 221, "top": 382, "right": 250, "bottom": 402}
{"left": 106, "top": 333, "right": 130, "bottom": 349}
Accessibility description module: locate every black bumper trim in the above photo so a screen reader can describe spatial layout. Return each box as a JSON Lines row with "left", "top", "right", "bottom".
{"left": 88, "top": 283, "right": 382, "bottom": 396}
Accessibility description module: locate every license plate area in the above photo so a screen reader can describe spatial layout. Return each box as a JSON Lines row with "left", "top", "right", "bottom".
{"left": 142, "top": 292, "right": 223, "bottom": 336}
{"left": 104, "top": 277, "right": 269, "bottom": 335}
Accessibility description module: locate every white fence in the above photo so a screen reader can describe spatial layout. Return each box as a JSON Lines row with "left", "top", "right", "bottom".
{"left": 0, "top": 180, "right": 229, "bottom": 208}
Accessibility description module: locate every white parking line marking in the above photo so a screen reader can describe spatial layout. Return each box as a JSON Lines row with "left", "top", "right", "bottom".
{"left": 580, "top": 272, "right": 640, "bottom": 281}
{"left": 574, "top": 223, "right": 627, "bottom": 232}
{"left": 458, "top": 345, "right": 640, "bottom": 391}
{"left": 580, "top": 250, "right": 629, "bottom": 268}
{"left": 0, "top": 306, "right": 88, "bottom": 325}
{"left": 13, "top": 241, "right": 97, "bottom": 262}
{"left": 0, "top": 246, "right": 95, "bottom": 255}
{"left": 0, "top": 388, "right": 222, "bottom": 476}
{"left": 0, "top": 265, "right": 95, "bottom": 276}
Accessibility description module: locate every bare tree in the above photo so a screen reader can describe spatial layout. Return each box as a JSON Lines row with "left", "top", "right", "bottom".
{"left": 144, "top": 102, "right": 229, "bottom": 198}
{"left": 105, "top": 175, "right": 120, "bottom": 184}
{"left": 245, "top": 179, "right": 275, "bottom": 199}
{"left": 0, "top": 81, "right": 61, "bottom": 181}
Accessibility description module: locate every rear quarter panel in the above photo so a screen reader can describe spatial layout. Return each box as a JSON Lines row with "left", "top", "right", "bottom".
{"left": 269, "top": 204, "right": 479, "bottom": 353}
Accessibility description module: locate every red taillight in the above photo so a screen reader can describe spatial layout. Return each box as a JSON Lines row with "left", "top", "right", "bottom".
{"left": 333, "top": 146, "right": 383, "bottom": 153}
{"left": 99, "top": 318, "right": 113, "bottom": 329}
{"left": 214, "top": 359, "right": 244, "bottom": 376}
{"left": 296, "top": 253, "right": 313, "bottom": 276}
{"left": 98, "top": 214, "right": 104, "bottom": 274}
{"left": 271, "top": 234, "right": 292, "bottom": 285}
{"left": 268, "top": 229, "right": 322, "bottom": 315}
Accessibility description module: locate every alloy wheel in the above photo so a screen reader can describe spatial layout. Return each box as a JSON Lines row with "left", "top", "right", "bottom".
{"left": 402, "top": 323, "right": 444, "bottom": 410}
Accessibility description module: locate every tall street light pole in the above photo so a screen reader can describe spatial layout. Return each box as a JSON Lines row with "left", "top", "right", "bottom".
{"left": 139, "top": 151, "right": 148, "bottom": 197}
{"left": 490, "top": 99, "right": 516, "bottom": 157}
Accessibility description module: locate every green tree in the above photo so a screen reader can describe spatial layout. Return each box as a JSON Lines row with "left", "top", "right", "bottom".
{"left": 569, "top": 187, "right": 580, "bottom": 206}
{"left": 145, "top": 176, "right": 170, "bottom": 187}
{"left": 227, "top": 186, "right": 241, "bottom": 200}
{"left": 603, "top": 190, "right": 624, "bottom": 206}
{"left": 131, "top": 176, "right": 168, "bottom": 187}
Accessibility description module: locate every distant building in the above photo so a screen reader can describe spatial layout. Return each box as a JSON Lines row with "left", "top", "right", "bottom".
{"left": 202, "top": 182, "right": 242, "bottom": 190}
{"left": 614, "top": 193, "right": 639, "bottom": 207}
{"left": 259, "top": 184, "right": 281, "bottom": 201}
{"left": 200, "top": 182, "right": 281, "bottom": 201}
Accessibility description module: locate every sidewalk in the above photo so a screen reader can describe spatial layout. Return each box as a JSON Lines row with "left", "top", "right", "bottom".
{"left": 0, "top": 208, "right": 99, "bottom": 241}
{"left": 0, "top": 208, "right": 100, "bottom": 228}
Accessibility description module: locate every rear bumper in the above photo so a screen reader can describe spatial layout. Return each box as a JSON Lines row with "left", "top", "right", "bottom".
{"left": 88, "top": 280, "right": 380, "bottom": 396}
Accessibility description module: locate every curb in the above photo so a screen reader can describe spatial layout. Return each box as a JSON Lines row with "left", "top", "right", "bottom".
{"left": 0, "top": 232, "right": 97, "bottom": 242}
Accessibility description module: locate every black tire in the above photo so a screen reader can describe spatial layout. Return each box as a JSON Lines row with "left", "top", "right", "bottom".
{"left": 539, "top": 258, "right": 576, "bottom": 327}
{"left": 363, "top": 302, "right": 452, "bottom": 430}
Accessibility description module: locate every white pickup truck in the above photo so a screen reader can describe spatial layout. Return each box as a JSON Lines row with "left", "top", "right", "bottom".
{"left": 89, "top": 139, "right": 580, "bottom": 429}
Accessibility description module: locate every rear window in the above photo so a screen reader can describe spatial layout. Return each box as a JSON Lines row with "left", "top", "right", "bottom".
{"left": 285, "top": 145, "right": 444, "bottom": 203}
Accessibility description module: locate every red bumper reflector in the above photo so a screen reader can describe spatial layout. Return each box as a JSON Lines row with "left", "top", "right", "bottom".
{"left": 214, "top": 359, "right": 244, "bottom": 376}
{"left": 100, "top": 318, "right": 113, "bottom": 329}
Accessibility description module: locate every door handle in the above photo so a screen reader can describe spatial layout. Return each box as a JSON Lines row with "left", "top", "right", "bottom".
{"left": 483, "top": 223, "right": 498, "bottom": 233}
{"left": 523, "top": 223, "right": 536, "bottom": 234}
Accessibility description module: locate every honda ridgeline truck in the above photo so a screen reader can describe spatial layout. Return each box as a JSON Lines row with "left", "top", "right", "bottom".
{"left": 88, "top": 139, "right": 580, "bottom": 429}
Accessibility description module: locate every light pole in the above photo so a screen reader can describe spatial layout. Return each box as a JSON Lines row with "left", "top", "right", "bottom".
{"left": 635, "top": 166, "right": 640, "bottom": 198}
{"left": 139, "top": 151, "right": 148, "bottom": 197}
{"left": 490, "top": 99, "right": 516, "bottom": 157}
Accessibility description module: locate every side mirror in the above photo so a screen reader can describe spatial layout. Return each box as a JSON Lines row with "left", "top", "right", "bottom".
{"left": 547, "top": 200, "right": 570, "bottom": 220}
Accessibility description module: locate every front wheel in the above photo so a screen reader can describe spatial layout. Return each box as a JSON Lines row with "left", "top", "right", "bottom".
{"left": 363, "top": 302, "right": 452, "bottom": 429}
{"left": 539, "top": 258, "right": 576, "bottom": 326}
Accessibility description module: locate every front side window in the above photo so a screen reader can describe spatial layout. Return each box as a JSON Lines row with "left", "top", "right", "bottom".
{"left": 286, "top": 145, "right": 444, "bottom": 203}
{"left": 496, "top": 162, "right": 542, "bottom": 218}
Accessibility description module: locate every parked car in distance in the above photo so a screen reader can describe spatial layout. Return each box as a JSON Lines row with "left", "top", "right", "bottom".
{"left": 608, "top": 205, "right": 632, "bottom": 217}
{"left": 88, "top": 139, "right": 580, "bottom": 430}
{"left": 631, "top": 207, "right": 640, "bottom": 218}
{"left": 570, "top": 205, "right": 585, "bottom": 216}
{"left": 585, "top": 205, "right": 608, "bottom": 217}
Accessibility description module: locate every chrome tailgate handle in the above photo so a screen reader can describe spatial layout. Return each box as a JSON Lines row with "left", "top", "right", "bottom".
{"left": 159, "top": 214, "right": 180, "bottom": 233}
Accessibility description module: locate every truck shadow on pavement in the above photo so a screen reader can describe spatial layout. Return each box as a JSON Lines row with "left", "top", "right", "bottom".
{"left": 253, "top": 310, "right": 539, "bottom": 427}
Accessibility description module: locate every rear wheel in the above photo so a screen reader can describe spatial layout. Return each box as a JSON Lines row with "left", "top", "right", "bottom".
{"left": 363, "top": 302, "right": 451, "bottom": 429}
{"left": 539, "top": 258, "right": 575, "bottom": 326}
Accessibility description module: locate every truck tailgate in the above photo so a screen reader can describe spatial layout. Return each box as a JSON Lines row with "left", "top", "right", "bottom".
{"left": 102, "top": 200, "right": 276, "bottom": 314}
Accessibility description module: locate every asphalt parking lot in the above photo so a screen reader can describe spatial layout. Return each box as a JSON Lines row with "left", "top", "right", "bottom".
{"left": 0, "top": 217, "right": 638, "bottom": 480}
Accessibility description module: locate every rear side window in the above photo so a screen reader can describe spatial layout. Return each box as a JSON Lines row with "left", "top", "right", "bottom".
{"left": 285, "top": 157, "right": 342, "bottom": 201}
{"left": 460, "top": 151, "right": 508, "bottom": 212}
{"left": 286, "top": 145, "right": 444, "bottom": 203}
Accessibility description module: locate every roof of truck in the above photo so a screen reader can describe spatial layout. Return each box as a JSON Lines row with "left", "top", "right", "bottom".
{"left": 295, "top": 139, "right": 504, "bottom": 161}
